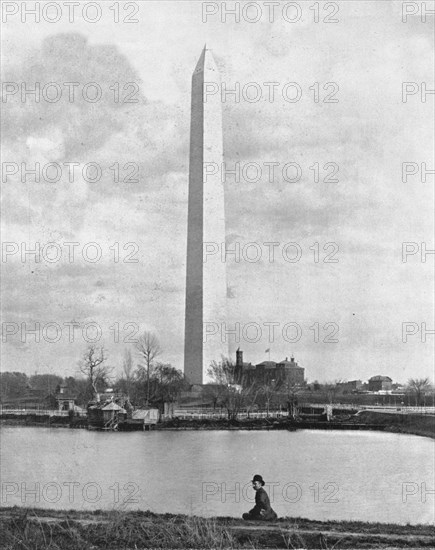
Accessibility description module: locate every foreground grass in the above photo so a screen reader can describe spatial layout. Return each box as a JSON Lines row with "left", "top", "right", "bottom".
{"left": 1, "top": 509, "right": 234, "bottom": 550}
{"left": 1, "top": 507, "right": 434, "bottom": 549}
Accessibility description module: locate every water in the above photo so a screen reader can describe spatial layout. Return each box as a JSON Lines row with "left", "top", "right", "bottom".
{"left": 1, "top": 427, "right": 433, "bottom": 525}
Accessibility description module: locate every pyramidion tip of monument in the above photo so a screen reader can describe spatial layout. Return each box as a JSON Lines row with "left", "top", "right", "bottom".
{"left": 194, "top": 44, "right": 219, "bottom": 75}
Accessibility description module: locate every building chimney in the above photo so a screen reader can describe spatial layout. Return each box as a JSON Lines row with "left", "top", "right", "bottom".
{"left": 236, "top": 348, "right": 243, "bottom": 367}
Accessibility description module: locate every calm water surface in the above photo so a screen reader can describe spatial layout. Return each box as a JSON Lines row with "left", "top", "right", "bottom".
{"left": 1, "top": 427, "right": 433, "bottom": 525}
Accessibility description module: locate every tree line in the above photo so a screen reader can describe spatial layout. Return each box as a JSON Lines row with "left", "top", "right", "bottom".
{"left": 1, "top": 328, "right": 432, "bottom": 410}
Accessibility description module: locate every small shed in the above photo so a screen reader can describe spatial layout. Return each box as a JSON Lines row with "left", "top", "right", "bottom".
{"left": 88, "top": 402, "right": 127, "bottom": 430}
{"left": 123, "top": 408, "right": 159, "bottom": 430}
{"left": 132, "top": 408, "right": 159, "bottom": 424}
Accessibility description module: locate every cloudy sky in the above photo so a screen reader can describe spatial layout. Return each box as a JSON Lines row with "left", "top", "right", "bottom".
{"left": 1, "top": 1, "right": 433, "bottom": 383}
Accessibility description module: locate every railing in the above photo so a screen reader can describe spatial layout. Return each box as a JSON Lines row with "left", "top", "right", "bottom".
{"left": 301, "top": 404, "right": 435, "bottom": 413}
{"left": 171, "top": 410, "right": 290, "bottom": 420}
{"left": 169, "top": 405, "right": 435, "bottom": 420}
{"left": 0, "top": 408, "right": 82, "bottom": 417}
{"left": 355, "top": 406, "right": 435, "bottom": 415}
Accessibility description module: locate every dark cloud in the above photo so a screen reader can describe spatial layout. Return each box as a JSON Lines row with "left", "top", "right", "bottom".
{"left": 2, "top": 33, "right": 145, "bottom": 156}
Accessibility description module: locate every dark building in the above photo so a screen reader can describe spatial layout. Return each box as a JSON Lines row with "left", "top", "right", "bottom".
{"left": 368, "top": 375, "right": 393, "bottom": 392}
{"left": 337, "top": 380, "right": 363, "bottom": 393}
{"left": 235, "top": 349, "right": 305, "bottom": 388}
{"left": 54, "top": 385, "right": 77, "bottom": 411}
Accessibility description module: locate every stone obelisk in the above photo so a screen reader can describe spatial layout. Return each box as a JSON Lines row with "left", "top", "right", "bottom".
{"left": 184, "top": 46, "right": 228, "bottom": 385}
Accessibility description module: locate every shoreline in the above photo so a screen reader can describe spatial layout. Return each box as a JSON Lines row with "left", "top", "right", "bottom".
{"left": 1, "top": 506, "right": 434, "bottom": 549}
{"left": 1, "top": 415, "right": 434, "bottom": 439}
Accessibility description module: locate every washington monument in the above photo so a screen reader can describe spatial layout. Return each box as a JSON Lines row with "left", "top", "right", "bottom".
{"left": 184, "top": 46, "right": 228, "bottom": 384}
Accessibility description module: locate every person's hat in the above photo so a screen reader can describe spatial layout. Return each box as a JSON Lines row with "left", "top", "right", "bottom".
{"left": 251, "top": 474, "right": 265, "bottom": 485}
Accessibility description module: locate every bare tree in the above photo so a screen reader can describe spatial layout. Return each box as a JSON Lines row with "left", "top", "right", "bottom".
{"left": 203, "top": 383, "right": 223, "bottom": 411}
{"left": 78, "top": 345, "right": 113, "bottom": 400}
{"left": 259, "top": 380, "right": 281, "bottom": 417}
{"left": 245, "top": 383, "right": 261, "bottom": 418}
{"left": 207, "top": 358, "right": 252, "bottom": 420}
{"left": 121, "top": 348, "right": 134, "bottom": 397}
{"left": 207, "top": 357, "right": 236, "bottom": 385}
{"left": 135, "top": 331, "right": 161, "bottom": 405}
{"left": 286, "top": 382, "right": 300, "bottom": 419}
{"left": 122, "top": 348, "right": 134, "bottom": 380}
{"left": 323, "top": 380, "right": 343, "bottom": 404}
{"left": 205, "top": 358, "right": 234, "bottom": 414}
{"left": 407, "top": 378, "right": 431, "bottom": 406}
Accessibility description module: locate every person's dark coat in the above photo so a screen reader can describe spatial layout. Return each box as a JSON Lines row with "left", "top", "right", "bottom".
{"left": 243, "top": 487, "right": 277, "bottom": 521}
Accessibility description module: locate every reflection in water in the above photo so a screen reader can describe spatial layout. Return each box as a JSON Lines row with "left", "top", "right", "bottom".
{"left": 1, "top": 427, "right": 433, "bottom": 525}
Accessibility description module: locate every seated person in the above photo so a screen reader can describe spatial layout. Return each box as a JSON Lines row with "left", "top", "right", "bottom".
{"left": 242, "top": 474, "right": 277, "bottom": 521}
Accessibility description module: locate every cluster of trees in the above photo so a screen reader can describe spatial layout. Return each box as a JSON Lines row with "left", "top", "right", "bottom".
{"left": 204, "top": 361, "right": 434, "bottom": 417}
{"left": 205, "top": 359, "right": 302, "bottom": 419}
{"left": 0, "top": 371, "right": 91, "bottom": 405}
{"left": 1, "top": 331, "right": 188, "bottom": 409}
{"left": 407, "top": 378, "right": 432, "bottom": 406}
{"left": 72, "top": 332, "right": 190, "bottom": 407}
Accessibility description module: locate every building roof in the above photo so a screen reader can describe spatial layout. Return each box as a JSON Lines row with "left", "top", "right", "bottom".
{"left": 277, "top": 356, "right": 298, "bottom": 365}
{"left": 100, "top": 403, "right": 127, "bottom": 413}
{"left": 132, "top": 409, "right": 159, "bottom": 419}
{"left": 255, "top": 361, "right": 277, "bottom": 368}
{"left": 369, "top": 375, "right": 392, "bottom": 382}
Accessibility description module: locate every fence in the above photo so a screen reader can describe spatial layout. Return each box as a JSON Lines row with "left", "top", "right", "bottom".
{"left": 170, "top": 409, "right": 290, "bottom": 420}
{"left": 169, "top": 404, "right": 435, "bottom": 419}
{"left": 0, "top": 408, "right": 85, "bottom": 417}
{"left": 300, "top": 404, "right": 435, "bottom": 414}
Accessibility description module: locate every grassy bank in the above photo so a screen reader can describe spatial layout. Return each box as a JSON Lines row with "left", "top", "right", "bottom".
{"left": 1, "top": 507, "right": 434, "bottom": 549}
{"left": 158, "top": 414, "right": 435, "bottom": 438}
{"left": 158, "top": 417, "right": 297, "bottom": 431}
{"left": 2, "top": 412, "right": 434, "bottom": 438}
{"left": 0, "top": 416, "right": 88, "bottom": 429}
{"left": 355, "top": 410, "right": 435, "bottom": 439}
